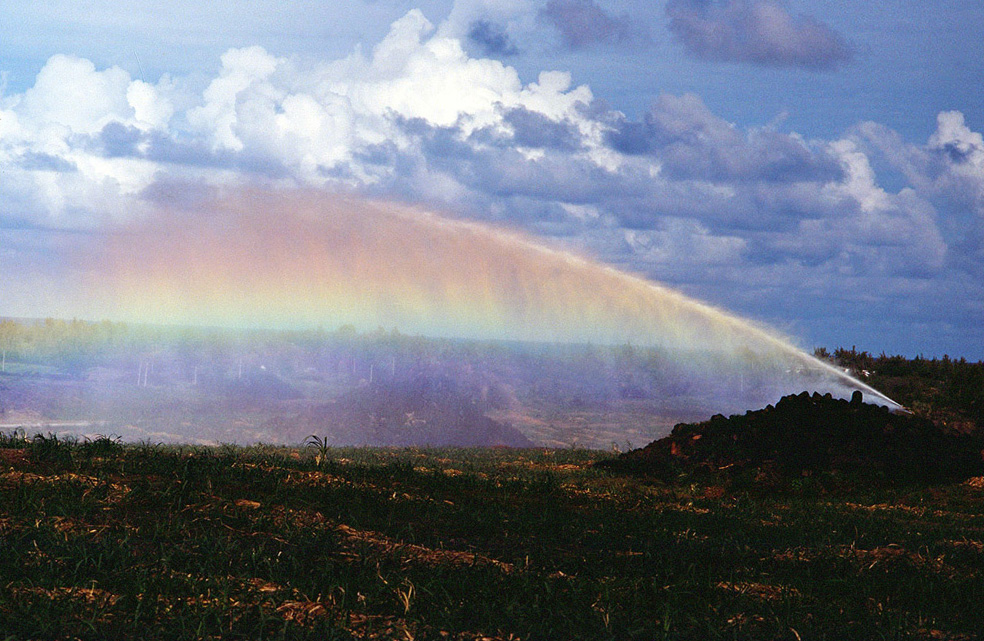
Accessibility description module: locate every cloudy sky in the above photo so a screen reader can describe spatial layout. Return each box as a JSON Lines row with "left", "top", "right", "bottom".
{"left": 1, "top": 0, "right": 982, "bottom": 358}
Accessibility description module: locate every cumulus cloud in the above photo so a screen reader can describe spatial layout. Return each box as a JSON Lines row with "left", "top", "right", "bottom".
{"left": 927, "top": 111, "right": 984, "bottom": 211}
{"left": 0, "top": 10, "right": 601, "bottom": 221}
{"left": 799, "top": 139, "right": 945, "bottom": 277}
{"left": 538, "top": 0, "right": 643, "bottom": 49}
{"left": 859, "top": 111, "right": 984, "bottom": 276}
{"left": 666, "top": 0, "right": 853, "bottom": 70}
{"left": 186, "top": 46, "right": 280, "bottom": 153}
{"left": 14, "top": 55, "right": 134, "bottom": 134}
{"left": 606, "top": 93, "right": 843, "bottom": 184}
{"left": 0, "top": 51, "right": 179, "bottom": 228}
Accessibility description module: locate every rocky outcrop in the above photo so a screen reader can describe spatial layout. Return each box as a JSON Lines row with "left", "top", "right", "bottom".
{"left": 598, "top": 391, "right": 984, "bottom": 482}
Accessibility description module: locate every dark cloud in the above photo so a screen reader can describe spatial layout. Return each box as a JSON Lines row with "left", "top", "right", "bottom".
{"left": 389, "top": 115, "right": 633, "bottom": 207}
{"left": 380, "top": 98, "right": 945, "bottom": 297}
{"left": 4, "top": 17, "right": 981, "bottom": 359}
{"left": 429, "top": 142, "right": 618, "bottom": 204}
{"left": 390, "top": 105, "right": 836, "bottom": 240}
{"left": 538, "top": 0, "right": 644, "bottom": 49}
{"left": 99, "top": 121, "right": 143, "bottom": 157}
{"left": 666, "top": 0, "right": 853, "bottom": 70}
{"left": 466, "top": 20, "right": 519, "bottom": 57}
{"left": 78, "top": 91, "right": 945, "bottom": 302}
{"left": 501, "top": 107, "right": 583, "bottom": 151}
{"left": 351, "top": 141, "right": 401, "bottom": 168}
{"left": 607, "top": 93, "right": 843, "bottom": 183}
{"left": 464, "top": 108, "right": 583, "bottom": 153}
{"left": 92, "top": 121, "right": 289, "bottom": 178}
{"left": 18, "top": 151, "right": 77, "bottom": 173}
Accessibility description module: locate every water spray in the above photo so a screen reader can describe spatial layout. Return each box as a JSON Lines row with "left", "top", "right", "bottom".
{"left": 73, "top": 188, "right": 899, "bottom": 410}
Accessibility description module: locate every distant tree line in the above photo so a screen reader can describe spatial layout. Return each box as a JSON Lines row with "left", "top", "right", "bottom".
{"left": 816, "top": 346, "right": 984, "bottom": 428}
{"left": 3, "top": 318, "right": 981, "bottom": 427}
{"left": 0, "top": 317, "right": 647, "bottom": 385}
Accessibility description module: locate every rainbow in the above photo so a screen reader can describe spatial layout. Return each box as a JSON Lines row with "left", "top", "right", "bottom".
{"left": 75, "top": 189, "right": 898, "bottom": 408}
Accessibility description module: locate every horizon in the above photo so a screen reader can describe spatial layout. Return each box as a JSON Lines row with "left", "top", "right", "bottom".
{"left": 3, "top": 313, "right": 978, "bottom": 365}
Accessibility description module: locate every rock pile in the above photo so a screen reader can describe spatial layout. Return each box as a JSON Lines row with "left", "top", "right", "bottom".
{"left": 599, "top": 391, "right": 984, "bottom": 482}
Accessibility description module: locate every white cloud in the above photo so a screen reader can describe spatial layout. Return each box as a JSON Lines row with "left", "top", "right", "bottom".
{"left": 127, "top": 79, "right": 174, "bottom": 131}
{"left": 0, "top": 55, "right": 169, "bottom": 225}
{"left": 167, "top": 9, "right": 600, "bottom": 186}
{"left": 824, "top": 139, "right": 891, "bottom": 212}
{"left": 15, "top": 55, "right": 132, "bottom": 134}
{"left": 0, "top": 9, "right": 605, "bottom": 223}
{"left": 858, "top": 110, "right": 984, "bottom": 274}
{"left": 623, "top": 220, "right": 747, "bottom": 266}
{"left": 186, "top": 46, "right": 282, "bottom": 152}
{"left": 927, "top": 111, "right": 984, "bottom": 212}
{"left": 930, "top": 111, "right": 984, "bottom": 163}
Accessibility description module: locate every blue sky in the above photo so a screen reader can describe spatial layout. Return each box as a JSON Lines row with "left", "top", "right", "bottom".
{"left": 2, "top": 0, "right": 983, "bottom": 358}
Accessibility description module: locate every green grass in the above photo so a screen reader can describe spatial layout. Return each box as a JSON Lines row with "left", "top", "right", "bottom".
{"left": 1, "top": 436, "right": 982, "bottom": 640}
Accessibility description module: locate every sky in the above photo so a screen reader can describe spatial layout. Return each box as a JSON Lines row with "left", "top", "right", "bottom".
{"left": 1, "top": 0, "right": 983, "bottom": 359}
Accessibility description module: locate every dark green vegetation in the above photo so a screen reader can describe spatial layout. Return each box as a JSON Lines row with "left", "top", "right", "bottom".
{"left": 818, "top": 346, "right": 984, "bottom": 429}
{"left": 2, "top": 435, "right": 983, "bottom": 640}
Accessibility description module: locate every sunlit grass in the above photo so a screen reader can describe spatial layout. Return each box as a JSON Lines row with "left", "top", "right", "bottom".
{"left": 1, "top": 435, "right": 982, "bottom": 639}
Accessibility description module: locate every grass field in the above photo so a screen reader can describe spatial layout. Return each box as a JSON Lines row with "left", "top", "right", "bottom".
{"left": 1, "top": 434, "right": 983, "bottom": 640}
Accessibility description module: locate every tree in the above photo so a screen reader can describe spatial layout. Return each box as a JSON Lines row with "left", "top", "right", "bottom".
{"left": 0, "top": 320, "right": 23, "bottom": 372}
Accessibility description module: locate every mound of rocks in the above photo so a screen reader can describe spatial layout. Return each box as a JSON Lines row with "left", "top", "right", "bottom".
{"left": 599, "top": 391, "right": 984, "bottom": 482}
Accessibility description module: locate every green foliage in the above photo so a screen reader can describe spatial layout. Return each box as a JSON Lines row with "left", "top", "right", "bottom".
{"left": 27, "top": 432, "right": 76, "bottom": 467}
{"left": 0, "top": 428, "right": 29, "bottom": 449}
{"left": 305, "top": 434, "right": 332, "bottom": 466}
{"left": 77, "top": 434, "right": 124, "bottom": 458}
{"left": 817, "top": 346, "right": 984, "bottom": 426}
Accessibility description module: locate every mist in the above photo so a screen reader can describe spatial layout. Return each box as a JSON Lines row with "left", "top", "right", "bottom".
{"left": 74, "top": 189, "right": 885, "bottom": 388}
{"left": 0, "top": 188, "right": 899, "bottom": 448}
